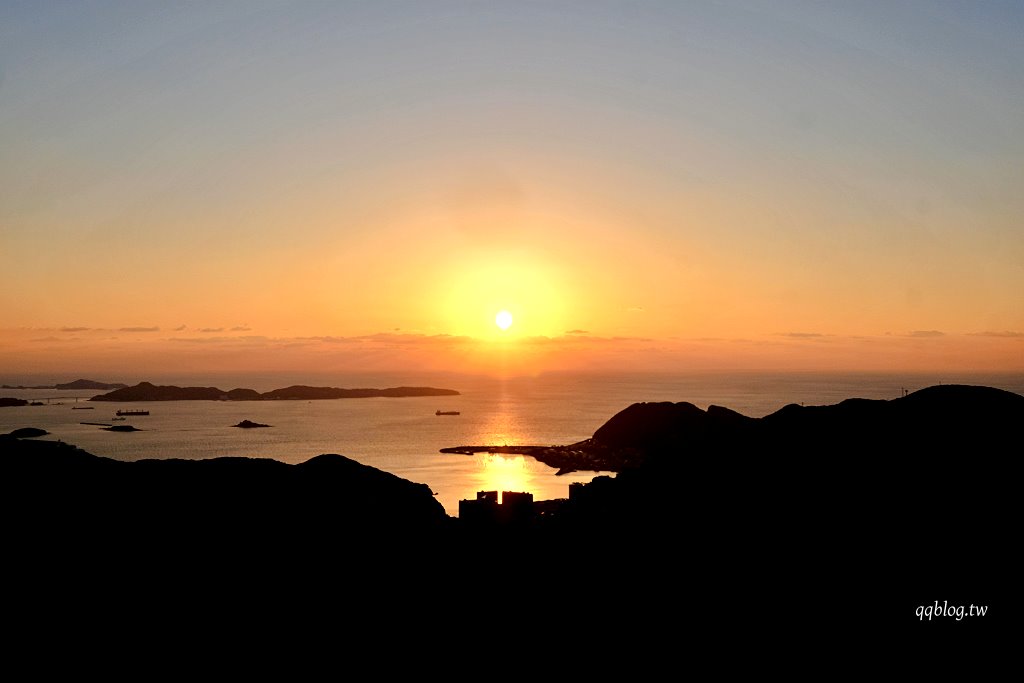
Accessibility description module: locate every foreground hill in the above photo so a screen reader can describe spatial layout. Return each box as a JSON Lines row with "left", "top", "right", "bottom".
{"left": 89, "top": 380, "right": 460, "bottom": 401}
{"left": 2, "top": 436, "right": 448, "bottom": 538}
{"left": 545, "top": 384, "right": 1020, "bottom": 628}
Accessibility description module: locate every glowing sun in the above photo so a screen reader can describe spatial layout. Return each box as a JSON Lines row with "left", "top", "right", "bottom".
{"left": 495, "top": 310, "right": 513, "bottom": 330}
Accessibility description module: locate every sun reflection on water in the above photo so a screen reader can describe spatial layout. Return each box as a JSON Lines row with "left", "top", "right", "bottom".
{"left": 467, "top": 395, "right": 539, "bottom": 504}
{"left": 478, "top": 453, "right": 532, "bottom": 504}
{"left": 473, "top": 400, "right": 523, "bottom": 446}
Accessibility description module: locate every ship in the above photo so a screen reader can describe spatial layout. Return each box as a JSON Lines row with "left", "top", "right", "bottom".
{"left": 435, "top": 410, "right": 460, "bottom": 416}
{"left": 116, "top": 409, "right": 150, "bottom": 416}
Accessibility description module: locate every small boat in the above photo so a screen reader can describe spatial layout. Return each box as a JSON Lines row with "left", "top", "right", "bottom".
{"left": 72, "top": 406, "right": 94, "bottom": 410}
{"left": 436, "top": 410, "right": 460, "bottom": 416}
{"left": 111, "top": 416, "right": 127, "bottom": 421}
{"left": 116, "top": 409, "right": 149, "bottom": 416}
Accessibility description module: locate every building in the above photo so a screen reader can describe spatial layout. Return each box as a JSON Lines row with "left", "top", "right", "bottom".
{"left": 458, "top": 490, "right": 536, "bottom": 527}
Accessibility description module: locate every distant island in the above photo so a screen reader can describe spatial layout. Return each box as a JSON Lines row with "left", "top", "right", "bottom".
{"left": 89, "top": 381, "right": 460, "bottom": 402}
{"left": 2, "top": 378, "right": 128, "bottom": 390}
{"left": 0, "top": 398, "right": 29, "bottom": 407}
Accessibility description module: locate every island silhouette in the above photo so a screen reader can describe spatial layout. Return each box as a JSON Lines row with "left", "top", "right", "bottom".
{"left": 3, "top": 383, "right": 1015, "bottom": 639}
{"left": 87, "top": 381, "right": 460, "bottom": 401}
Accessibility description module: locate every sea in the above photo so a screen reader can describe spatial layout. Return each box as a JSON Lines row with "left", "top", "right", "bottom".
{"left": 3, "top": 370, "right": 1022, "bottom": 518}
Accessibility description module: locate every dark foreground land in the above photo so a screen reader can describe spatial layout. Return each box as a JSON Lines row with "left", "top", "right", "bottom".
{"left": 2, "top": 384, "right": 1018, "bottom": 650}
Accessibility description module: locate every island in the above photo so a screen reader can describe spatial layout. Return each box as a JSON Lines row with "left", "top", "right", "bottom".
{"left": 89, "top": 381, "right": 460, "bottom": 402}
{"left": 233, "top": 420, "right": 271, "bottom": 428}
{"left": 2, "top": 378, "right": 128, "bottom": 390}
{"left": 0, "top": 398, "right": 29, "bottom": 407}
{"left": 3, "top": 427, "right": 49, "bottom": 438}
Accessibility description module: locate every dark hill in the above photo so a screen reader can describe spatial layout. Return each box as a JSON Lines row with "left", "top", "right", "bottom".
{"left": 546, "top": 384, "right": 1021, "bottom": 634}
{"left": 1, "top": 436, "right": 448, "bottom": 539}
{"left": 1, "top": 433, "right": 461, "bottom": 634}
{"left": 585, "top": 383, "right": 1023, "bottom": 466}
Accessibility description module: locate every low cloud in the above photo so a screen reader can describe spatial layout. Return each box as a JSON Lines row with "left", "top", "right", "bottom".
{"left": 198, "top": 327, "right": 224, "bottom": 333}
{"left": 779, "top": 332, "right": 824, "bottom": 339}
{"left": 60, "top": 326, "right": 90, "bottom": 332}
{"left": 173, "top": 325, "right": 187, "bottom": 331}
{"left": 908, "top": 330, "right": 944, "bottom": 338}
{"left": 230, "top": 326, "right": 252, "bottom": 332}
{"left": 565, "top": 329, "right": 589, "bottom": 335}
{"left": 119, "top": 326, "right": 159, "bottom": 333}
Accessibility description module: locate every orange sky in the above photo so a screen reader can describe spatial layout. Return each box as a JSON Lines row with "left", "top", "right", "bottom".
{"left": 2, "top": 3, "right": 1022, "bottom": 378}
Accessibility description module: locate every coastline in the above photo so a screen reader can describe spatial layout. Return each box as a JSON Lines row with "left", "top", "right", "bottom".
{"left": 3, "top": 382, "right": 1018, "bottom": 641}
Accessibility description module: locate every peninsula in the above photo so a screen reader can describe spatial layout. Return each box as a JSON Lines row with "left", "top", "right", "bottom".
{"left": 89, "top": 381, "right": 460, "bottom": 402}
{"left": 441, "top": 384, "right": 1024, "bottom": 474}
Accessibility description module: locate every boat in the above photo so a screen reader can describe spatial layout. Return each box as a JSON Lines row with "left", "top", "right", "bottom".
{"left": 111, "top": 416, "right": 127, "bottom": 421}
{"left": 72, "top": 406, "right": 94, "bottom": 410}
{"left": 116, "top": 409, "right": 149, "bottom": 416}
{"left": 436, "top": 410, "right": 460, "bottom": 416}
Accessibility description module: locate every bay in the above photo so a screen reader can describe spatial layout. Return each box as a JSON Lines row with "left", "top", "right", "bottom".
{"left": 3, "top": 370, "right": 1022, "bottom": 517}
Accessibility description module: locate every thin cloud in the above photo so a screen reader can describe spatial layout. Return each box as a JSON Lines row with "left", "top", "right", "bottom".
{"left": 295, "top": 335, "right": 361, "bottom": 345}
{"left": 779, "top": 332, "right": 825, "bottom": 339}
{"left": 362, "top": 333, "right": 473, "bottom": 345}
{"left": 565, "top": 329, "right": 589, "bottom": 335}
{"left": 168, "top": 335, "right": 270, "bottom": 344}
{"left": 968, "top": 330, "right": 1024, "bottom": 338}
{"left": 908, "top": 330, "right": 944, "bottom": 338}
{"left": 198, "top": 327, "right": 224, "bottom": 333}
{"left": 60, "top": 326, "right": 90, "bottom": 332}
{"left": 230, "top": 326, "right": 252, "bottom": 332}
{"left": 525, "top": 334, "right": 652, "bottom": 345}
{"left": 173, "top": 325, "right": 187, "bottom": 331}
{"left": 119, "top": 326, "right": 159, "bottom": 332}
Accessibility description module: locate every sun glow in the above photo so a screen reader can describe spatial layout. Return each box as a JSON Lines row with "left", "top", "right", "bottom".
{"left": 479, "top": 454, "right": 532, "bottom": 502}
{"left": 435, "top": 256, "right": 570, "bottom": 339}
{"left": 495, "top": 310, "right": 513, "bottom": 330}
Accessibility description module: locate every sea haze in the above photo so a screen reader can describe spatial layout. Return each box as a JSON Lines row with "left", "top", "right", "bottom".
{"left": 3, "top": 370, "right": 1022, "bottom": 517}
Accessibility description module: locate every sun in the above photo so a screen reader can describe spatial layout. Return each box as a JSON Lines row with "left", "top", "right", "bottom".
{"left": 495, "top": 310, "right": 513, "bottom": 331}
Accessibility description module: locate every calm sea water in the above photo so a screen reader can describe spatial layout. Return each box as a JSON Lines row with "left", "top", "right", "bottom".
{"left": 3, "top": 370, "right": 1022, "bottom": 517}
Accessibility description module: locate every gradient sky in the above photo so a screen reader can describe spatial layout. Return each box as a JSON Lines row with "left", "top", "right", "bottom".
{"left": 2, "top": 1, "right": 1022, "bottom": 377}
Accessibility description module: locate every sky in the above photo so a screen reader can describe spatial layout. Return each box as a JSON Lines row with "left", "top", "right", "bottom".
{"left": 2, "top": 1, "right": 1022, "bottom": 378}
